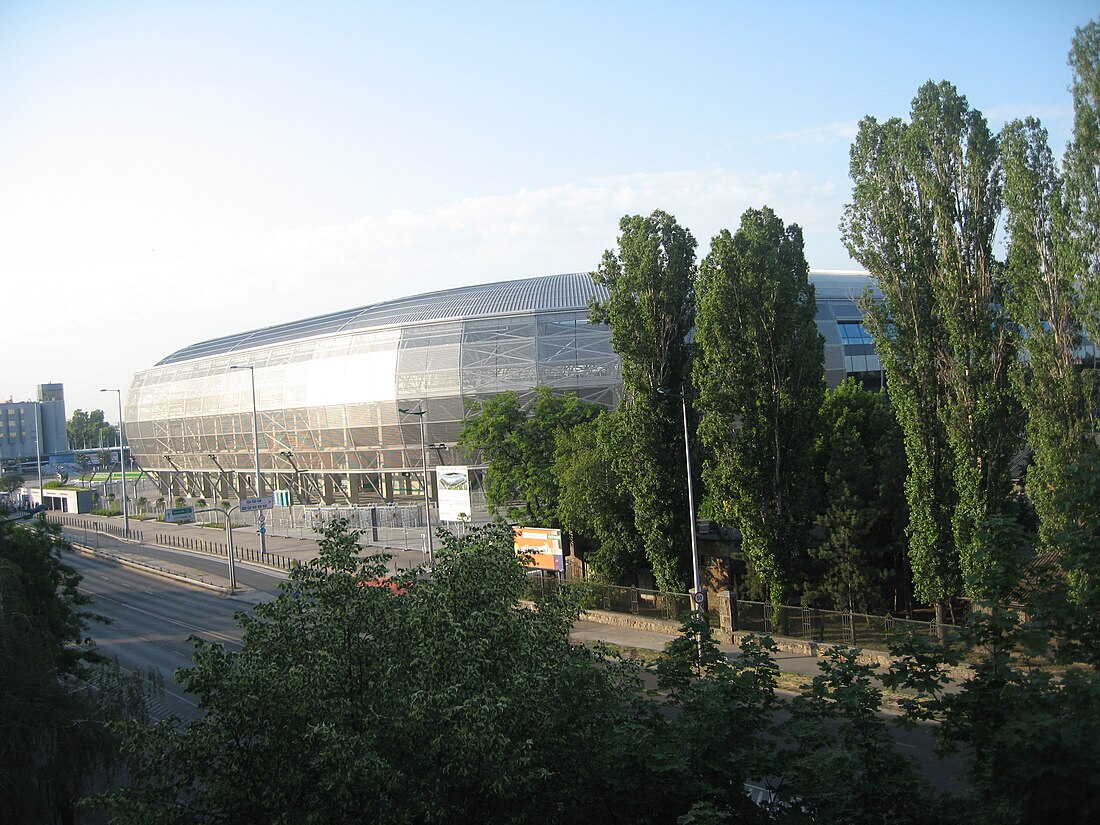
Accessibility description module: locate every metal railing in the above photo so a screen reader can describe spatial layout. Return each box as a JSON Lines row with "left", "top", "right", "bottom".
{"left": 731, "top": 601, "right": 941, "bottom": 647}
{"left": 153, "top": 533, "right": 295, "bottom": 571}
{"left": 49, "top": 514, "right": 145, "bottom": 544}
{"left": 45, "top": 512, "right": 294, "bottom": 573}
{"left": 526, "top": 577, "right": 710, "bottom": 624}
{"left": 526, "top": 575, "right": 944, "bottom": 647}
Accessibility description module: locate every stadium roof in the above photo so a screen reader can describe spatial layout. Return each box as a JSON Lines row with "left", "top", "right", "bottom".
{"left": 154, "top": 270, "right": 874, "bottom": 367}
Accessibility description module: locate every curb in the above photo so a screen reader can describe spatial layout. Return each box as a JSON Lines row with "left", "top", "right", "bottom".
{"left": 70, "top": 542, "right": 234, "bottom": 596}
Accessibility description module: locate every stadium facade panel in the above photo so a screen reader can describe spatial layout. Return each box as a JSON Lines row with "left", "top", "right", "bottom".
{"left": 125, "top": 271, "right": 879, "bottom": 508}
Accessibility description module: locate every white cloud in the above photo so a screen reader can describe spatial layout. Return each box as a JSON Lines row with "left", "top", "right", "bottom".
{"left": 763, "top": 122, "right": 860, "bottom": 147}
{"left": 164, "top": 167, "right": 854, "bottom": 321}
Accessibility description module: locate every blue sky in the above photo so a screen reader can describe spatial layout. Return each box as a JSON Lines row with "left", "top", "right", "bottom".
{"left": 1, "top": 1, "right": 1095, "bottom": 417}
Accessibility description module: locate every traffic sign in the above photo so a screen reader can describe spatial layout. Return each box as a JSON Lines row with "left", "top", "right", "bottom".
{"left": 240, "top": 496, "right": 274, "bottom": 512}
{"left": 692, "top": 591, "right": 707, "bottom": 605}
{"left": 164, "top": 506, "right": 195, "bottom": 524}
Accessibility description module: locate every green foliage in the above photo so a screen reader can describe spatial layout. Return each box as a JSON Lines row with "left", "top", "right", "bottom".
{"left": 0, "top": 517, "right": 147, "bottom": 822}
{"left": 591, "top": 210, "right": 697, "bottom": 591}
{"left": 100, "top": 519, "right": 646, "bottom": 824}
{"left": 553, "top": 412, "right": 644, "bottom": 583}
{"left": 843, "top": 81, "right": 1022, "bottom": 609}
{"left": 0, "top": 473, "right": 24, "bottom": 494}
{"left": 652, "top": 621, "right": 942, "bottom": 824}
{"left": 694, "top": 207, "right": 824, "bottom": 607}
{"left": 774, "top": 646, "right": 940, "bottom": 824}
{"left": 67, "top": 408, "right": 117, "bottom": 450}
{"left": 806, "top": 379, "right": 907, "bottom": 613}
{"left": 1065, "top": 21, "right": 1100, "bottom": 334}
{"left": 1002, "top": 116, "right": 1096, "bottom": 560}
{"left": 885, "top": 606, "right": 1100, "bottom": 825}
{"left": 459, "top": 387, "right": 600, "bottom": 526}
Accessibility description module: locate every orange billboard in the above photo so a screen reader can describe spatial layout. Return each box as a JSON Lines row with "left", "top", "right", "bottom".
{"left": 514, "top": 527, "right": 564, "bottom": 572}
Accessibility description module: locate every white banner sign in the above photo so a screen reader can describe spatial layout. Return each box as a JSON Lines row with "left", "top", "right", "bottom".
{"left": 435, "top": 465, "right": 471, "bottom": 522}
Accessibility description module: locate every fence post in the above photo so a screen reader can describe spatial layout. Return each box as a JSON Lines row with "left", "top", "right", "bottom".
{"left": 716, "top": 591, "right": 736, "bottom": 644}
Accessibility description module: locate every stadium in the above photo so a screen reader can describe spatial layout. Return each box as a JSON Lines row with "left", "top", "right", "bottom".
{"left": 124, "top": 271, "right": 879, "bottom": 515}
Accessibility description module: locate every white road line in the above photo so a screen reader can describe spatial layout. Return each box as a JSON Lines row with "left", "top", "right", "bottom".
{"left": 80, "top": 587, "right": 242, "bottom": 647}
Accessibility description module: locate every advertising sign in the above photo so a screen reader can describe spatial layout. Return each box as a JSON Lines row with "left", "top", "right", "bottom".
{"left": 435, "top": 465, "right": 471, "bottom": 522}
{"left": 514, "top": 527, "right": 564, "bottom": 572}
{"left": 164, "top": 506, "right": 195, "bottom": 524}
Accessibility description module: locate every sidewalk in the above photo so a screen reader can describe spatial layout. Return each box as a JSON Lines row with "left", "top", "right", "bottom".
{"left": 49, "top": 512, "right": 865, "bottom": 682}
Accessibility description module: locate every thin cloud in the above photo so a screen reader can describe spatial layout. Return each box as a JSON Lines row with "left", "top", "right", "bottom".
{"left": 763, "top": 122, "right": 860, "bottom": 146}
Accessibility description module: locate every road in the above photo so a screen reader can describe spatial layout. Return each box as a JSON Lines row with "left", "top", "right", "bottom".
{"left": 67, "top": 548, "right": 278, "bottom": 721}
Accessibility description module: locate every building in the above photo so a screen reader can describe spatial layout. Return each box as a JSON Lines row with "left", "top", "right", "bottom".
{"left": 124, "top": 271, "right": 880, "bottom": 510}
{"left": 0, "top": 384, "right": 68, "bottom": 472}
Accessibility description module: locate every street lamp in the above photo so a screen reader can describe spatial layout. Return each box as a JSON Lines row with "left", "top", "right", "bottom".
{"left": 32, "top": 403, "right": 43, "bottom": 511}
{"left": 229, "top": 365, "right": 267, "bottom": 554}
{"left": 399, "top": 406, "right": 434, "bottom": 566}
{"left": 657, "top": 386, "right": 703, "bottom": 615}
{"left": 100, "top": 388, "right": 129, "bottom": 537}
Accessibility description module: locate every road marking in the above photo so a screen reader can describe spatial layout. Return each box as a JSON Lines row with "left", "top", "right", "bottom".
{"left": 80, "top": 587, "right": 242, "bottom": 647}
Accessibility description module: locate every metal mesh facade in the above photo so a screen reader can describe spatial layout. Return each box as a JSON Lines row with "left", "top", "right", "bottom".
{"left": 125, "top": 271, "right": 877, "bottom": 507}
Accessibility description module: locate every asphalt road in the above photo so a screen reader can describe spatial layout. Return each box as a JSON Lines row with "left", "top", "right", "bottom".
{"left": 68, "top": 548, "right": 276, "bottom": 721}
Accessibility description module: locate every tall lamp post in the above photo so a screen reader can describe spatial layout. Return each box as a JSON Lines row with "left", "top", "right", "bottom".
{"left": 399, "top": 406, "right": 434, "bottom": 566}
{"left": 229, "top": 365, "right": 267, "bottom": 554}
{"left": 100, "top": 388, "right": 130, "bottom": 537}
{"left": 658, "top": 386, "right": 703, "bottom": 614}
{"left": 33, "top": 403, "right": 44, "bottom": 511}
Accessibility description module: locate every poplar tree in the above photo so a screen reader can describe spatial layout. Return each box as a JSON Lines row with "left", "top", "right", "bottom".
{"left": 842, "top": 82, "right": 1020, "bottom": 618}
{"left": 591, "top": 210, "right": 696, "bottom": 592}
{"left": 693, "top": 207, "right": 824, "bottom": 608}
{"left": 1001, "top": 117, "right": 1094, "bottom": 553}
{"left": 1064, "top": 21, "right": 1100, "bottom": 333}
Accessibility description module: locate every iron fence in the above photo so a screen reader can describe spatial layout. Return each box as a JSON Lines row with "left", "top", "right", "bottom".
{"left": 526, "top": 574, "right": 945, "bottom": 647}
{"left": 153, "top": 533, "right": 295, "bottom": 571}
{"left": 526, "top": 576, "right": 710, "bottom": 625}
{"left": 731, "top": 601, "right": 941, "bottom": 646}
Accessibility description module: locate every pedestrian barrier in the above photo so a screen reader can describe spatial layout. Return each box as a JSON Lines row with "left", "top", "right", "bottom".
{"left": 44, "top": 512, "right": 295, "bottom": 573}
{"left": 526, "top": 576, "right": 947, "bottom": 647}
{"left": 153, "top": 533, "right": 295, "bottom": 572}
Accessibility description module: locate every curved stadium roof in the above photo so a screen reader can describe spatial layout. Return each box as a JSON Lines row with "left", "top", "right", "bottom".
{"left": 155, "top": 272, "right": 608, "bottom": 367}
{"left": 155, "top": 269, "right": 875, "bottom": 367}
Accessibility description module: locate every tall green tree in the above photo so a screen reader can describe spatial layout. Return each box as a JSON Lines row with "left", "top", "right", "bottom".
{"left": 1001, "top": 117, "right": 1096, "bottom": 554}
{"left": 592, "top": 210, "right": 697, "bottom": 591}
{"left": 459, "top": 387, "right": 600, "bottom": 526}
{"left": 0, "top": 517, "right": 147, "bottom": 823}
{"left": 66, "top": 409, "right": 116, "bottom": 450}
{"left": 1064, "top": 21, "right": 1100, "bottom": 333}
{"left": 806, "top": 379, "right": 908, "bottom": 615}
{"left": 843, "top": 81, "right": 1021, "bottom": 616}
{"left": 694, "top": 207, "right": 824, "bottom": 607}
{"left": 554, "top": 412, "right": 644, "bottom": 583}
{"left": 0, "top": 473, "right": 24, "bottom": 495}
